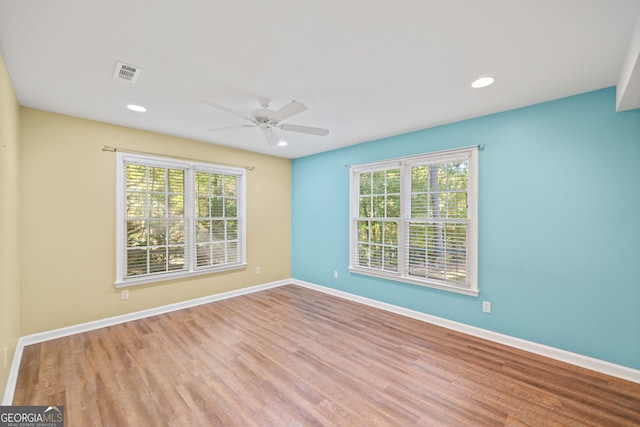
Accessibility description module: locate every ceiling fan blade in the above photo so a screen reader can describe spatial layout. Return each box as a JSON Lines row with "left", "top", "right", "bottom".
{"left": 260, "top": 126, "right": 279, "bottom": 146}
{"left": 200, "top": 100, "right": 252, "bottom": 121}
{"left": 271, "top": 100, "right": 308, "bottom": 122}
{"left": 207, "top": 124, "right": 255, "bottom": 132}
{"left": 279, "top": 123, "right": 330, "bottom": 136}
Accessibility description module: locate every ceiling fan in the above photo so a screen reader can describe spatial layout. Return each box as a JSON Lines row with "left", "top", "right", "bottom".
{"left": 201, "top": 97, "right": 329, "bottom": 146}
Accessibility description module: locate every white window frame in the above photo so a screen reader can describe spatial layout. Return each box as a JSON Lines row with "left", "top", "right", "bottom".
{"left": 116, "top": 152, "right": 247, "bottom": 287}
{"left": 349, "top": 147, "right": 478, "bottom": 296}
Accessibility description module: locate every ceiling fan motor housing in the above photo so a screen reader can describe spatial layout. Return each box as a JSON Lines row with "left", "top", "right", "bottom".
{"left": 251, "top": 108, "right": 275, "bottom": 124}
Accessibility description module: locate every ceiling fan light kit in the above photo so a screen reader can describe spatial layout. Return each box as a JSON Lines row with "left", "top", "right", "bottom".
{"left": 202, "top": 98, "right": 330, "bottom": 146}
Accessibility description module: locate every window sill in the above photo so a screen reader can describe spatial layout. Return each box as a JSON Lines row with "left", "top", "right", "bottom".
{"left": 348, "top": 267, "right": 479, "bottom": 297}
{"left": 116, "top": 263, "right": 247, "bottom": 288}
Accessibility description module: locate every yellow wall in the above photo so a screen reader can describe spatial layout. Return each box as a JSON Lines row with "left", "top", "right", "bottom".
{"left": 19, "top": 108, "right": 291, "bottom": 335}
{"left": 0, "top": 53, "right": 21, "bottom": 395}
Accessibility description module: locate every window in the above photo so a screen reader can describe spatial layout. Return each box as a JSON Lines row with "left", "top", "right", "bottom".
{"left": 349, "top": 147, "right": 478, "bottom": 296}
{"left": 116, "top": 153, "right": 246, "bottom": 287}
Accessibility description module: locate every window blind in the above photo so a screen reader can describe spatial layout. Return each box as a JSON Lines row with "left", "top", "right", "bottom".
{"left": 349, "top": 147, "right": 478, "bottom": 296}
{"left": 116, "top": 153, "right": 246, "bottom": 287}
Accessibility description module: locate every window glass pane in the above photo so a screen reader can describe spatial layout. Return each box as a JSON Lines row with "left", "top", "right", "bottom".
{"left": 149, "top": 194, "right": 166, "bottom": 217}
{"left": 446, "top": 192, "right": 468, "bottom": 218}
{"left": 386, "top": 195, "right": 400, "bottom": 217}
{"left": 209, "top": 174, "right": 223, "bottom": 196}
{"left": 357, "top": 220, "right": 370, "bottom": 242}
{"left": 428, "top": 192, "right": 442, "bottom": 219}
{"left": 408, "top": 253, "right": 426, "bottom": 277}
{"left": 426, "top": 165, "right": 440, "bottom": 191}
{"left": 411, "top": 165, "right": 429, "bottom": 192}
{"left": 384, "top": 222, "right": 397, "bottom": 245}
{"left": 426, "top": 222, "right": 444, "bottom": 280}
{"left": 447, "top": 161, "right": 468, "bottom": 190}
{"left": 370, "top": 244, "right": 383, "bottom": 268}
{"left": 357, "top": 243, "right": 370, "bottom": 267}
{"left": 195, "top": 172, "right": 208, "bottom": 195}
{"left": 127, "top": 248, "right": 148, "bottom": 277}
{"left": 372, "top": 195, "right": 385, "bottom": 217}
{"left": 359, "top": 172, "right": 371, "bottom": 195}
{"left": 225, "top": 198, "right": 237, "bottom": 217}
{"left": 196, "top": 220, "right": 210, "bottom": 243}
{"left": 169, "top": 195, "right": 184, "bottom": 217}
{"left": 196, "top": 243, "right": 211, "bottom": 267}
{"left": 227, "top": 220, "right": 238, "bottom": 240}
{"left": 168, "top": 220, "right": 184, "bottom": 245}
{"left": 372, "top": 171, "right": 386, "bottom": 194}
{"left": 149, "top": 167, "right": 166, "bottom": 192}
{"left": 386, "top": 169, "right": 400, "bottom": 193}
{"left": 445, "top": 223, "right": 467, "bottom": 271}
{"left": 168, "top": 169, "right": 184, "bottom": 193}
{"left": 435, "top": 164, "right": 447, "bottom": 191}
{"left": 210, "top": 197, "right": 224, "bottom": 217}
{"left": 127, "top": 193, "right": 146, "bottom": 218}
{"left": 224, "top": 175, "right": 237, "bottom": 196}
{"left": 370, "top": 221, "right": 383, "bottom": 243}
{"left": 197, "top": 197, "right": 209, "bottom": 218}
{"left": 408, "top": 222, "right": 426, "bottom": 277}
{"left": 211, "top": 220, "right": 225, "bottom": 241}
{"left": 411, "top": 194, "right": 429, "bottom": 218}
{"left": 227, "top": 242, "right": 239, "bottom": 263}
{"left": 384, "top": 247, "right": 398, "bottom": 272}
{"left": 168, "top": 246, "right": 185, "bottom": 271}
{"left": 149, "top": 221, "right": 167, "bottom": 246}
{"left": 149, "top": 247, "right": 167, "bottom": 273}
{"left": 212, "top": 242, "right": 225, "bottom": 264}
{"left": 126, "top": 165, "right": 147, "bottom": 191}
{"left": 127, "top": 220, "right": 147, "bottom": 247}
{"left": 359, "top": 196, "right": 371, "bottom": 218}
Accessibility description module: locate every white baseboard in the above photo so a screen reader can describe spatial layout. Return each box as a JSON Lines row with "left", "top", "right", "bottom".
{"left": 290, "top": 279, "right": 640, "bottom": 385}
{"left": 1, "top": 279, "right": 287, "bottom": 404}
{"left": 2, "top": 341, "right": 24, "bottom": 405}
{"left": 4, "top": 277, "right": 639, "bottom": 405}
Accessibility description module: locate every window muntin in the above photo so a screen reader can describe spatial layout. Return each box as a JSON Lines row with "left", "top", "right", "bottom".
{"left": 116, "top": 153, "right": 246, "bottom": 287}
{"left": 349, "top": 148, "right": 478, "bottom": 296}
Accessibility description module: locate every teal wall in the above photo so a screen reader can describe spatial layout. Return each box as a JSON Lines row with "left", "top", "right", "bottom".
{"left": 291, "top": 87, "right": 640, "bottom": 370}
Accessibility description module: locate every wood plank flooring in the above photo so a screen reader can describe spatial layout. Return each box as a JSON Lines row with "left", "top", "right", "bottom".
{"left": 13, "top": 285, "right": 640, "bottom": 426}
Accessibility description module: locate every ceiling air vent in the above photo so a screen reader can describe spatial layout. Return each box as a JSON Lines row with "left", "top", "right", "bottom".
{"left": 113, "top": 61, "right": 142, "bottom": 83}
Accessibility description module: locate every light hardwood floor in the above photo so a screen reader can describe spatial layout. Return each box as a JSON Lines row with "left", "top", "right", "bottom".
{"left": 13, "top": 285, "right": 640, "bottom": 426}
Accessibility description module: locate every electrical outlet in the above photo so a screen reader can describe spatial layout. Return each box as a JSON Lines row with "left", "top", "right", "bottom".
{"left": 482, "top": 301, "right": 491, "bottom": 313}
{"left": 121, "top": 290, "right": 129, "bottom": 300}
{"left": 333, "top": 270, "right": 339, "bottom": 279}
{"left": 256, "top": 266, "right": 261, "bottom": 275}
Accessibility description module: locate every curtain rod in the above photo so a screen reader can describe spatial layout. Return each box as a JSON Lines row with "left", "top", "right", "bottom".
{"left": 102, "top": 145, "right": 255, "bottom": 171}
{"left": 344, "top": 144, "right": 484, "bottom": 168}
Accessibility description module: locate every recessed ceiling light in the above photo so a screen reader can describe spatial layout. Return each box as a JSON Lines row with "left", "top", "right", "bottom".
{"left": 471, "top": 77, "right": 495, "bottom": 88}
{"left": 277, "top": 141, "right": 288, "bottom": 147}
{"left": 126, "top": 104, "right": 146, "bottom": 112}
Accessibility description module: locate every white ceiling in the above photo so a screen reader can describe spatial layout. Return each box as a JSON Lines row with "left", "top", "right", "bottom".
{"left": 1, "top": 0, "right": 639, "bottom": 159}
